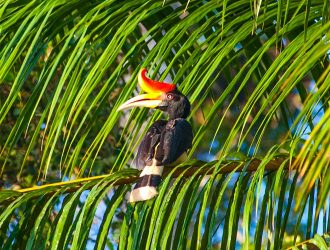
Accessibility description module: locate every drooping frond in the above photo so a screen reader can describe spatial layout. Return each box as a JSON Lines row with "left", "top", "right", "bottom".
{"left": 1, "top": 156, "right": 328, "bottom": 249}
{"left": 0, "top": 0, "right": 329, "bottom": 248}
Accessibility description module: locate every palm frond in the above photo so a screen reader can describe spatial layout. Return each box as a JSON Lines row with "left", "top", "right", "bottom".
{"left": 1, "top": 0, "right": 329, "bottom": 248}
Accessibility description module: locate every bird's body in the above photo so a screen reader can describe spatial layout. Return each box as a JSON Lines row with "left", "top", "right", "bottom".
{"left": 136, "top": 119, "right": 193, "bottom": 169}
{"left": 118, "top": 69, "right": 193, "bottom": 202}
{"left": 130, "top": 118, "right": 193, "bottom": 201}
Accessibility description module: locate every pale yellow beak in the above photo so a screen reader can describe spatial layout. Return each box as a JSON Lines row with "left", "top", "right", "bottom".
{"left": 117, "top": 92, "right": 163, "bottom": 111}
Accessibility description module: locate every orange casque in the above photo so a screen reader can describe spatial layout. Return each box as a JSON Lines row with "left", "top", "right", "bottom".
{"left": 138, "top": 68, "right": 176, "bottom": 93}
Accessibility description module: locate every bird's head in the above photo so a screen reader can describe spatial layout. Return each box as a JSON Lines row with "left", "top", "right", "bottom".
{"left": 118, "top": 68, "right": 190, "bottom": 119}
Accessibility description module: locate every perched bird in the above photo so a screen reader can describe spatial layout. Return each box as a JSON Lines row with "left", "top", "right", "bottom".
{"left": 118, "top": 68, "right": 193, "bottom": 202}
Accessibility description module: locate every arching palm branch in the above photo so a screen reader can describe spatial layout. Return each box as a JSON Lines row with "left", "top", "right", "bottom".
{"left": 0, "top": 0, "right": 329, "bottom": 249}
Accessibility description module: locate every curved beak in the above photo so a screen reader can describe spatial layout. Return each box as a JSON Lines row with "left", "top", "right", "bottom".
{"left": 117, "top": 92, "right": 163, "bottom": 111}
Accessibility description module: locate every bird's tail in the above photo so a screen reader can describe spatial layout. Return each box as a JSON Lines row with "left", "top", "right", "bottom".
{"left": 129, "top": 161, "right": 163, "bottom": 203}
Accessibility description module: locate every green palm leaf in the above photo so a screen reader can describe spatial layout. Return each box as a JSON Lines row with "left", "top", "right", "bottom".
{"left": 1, "top": 0, "right": 329, "bottom": 248}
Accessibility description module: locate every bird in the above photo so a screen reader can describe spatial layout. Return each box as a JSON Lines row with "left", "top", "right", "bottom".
{"left": 118, "top": 68, "right": 193, "bottom": 202}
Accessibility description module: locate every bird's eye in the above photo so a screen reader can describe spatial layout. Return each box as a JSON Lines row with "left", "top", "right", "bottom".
{"left": 166, "top": 93, "right": 174, "bottom": 100}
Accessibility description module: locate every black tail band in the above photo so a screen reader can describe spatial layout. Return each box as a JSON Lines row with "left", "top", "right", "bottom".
{"left": 134, "top": 175, "right": 162, "bottom": 189}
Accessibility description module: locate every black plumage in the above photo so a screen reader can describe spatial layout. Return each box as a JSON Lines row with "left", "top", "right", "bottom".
{"left": 136, "top": 89, "right": 193, "bottom": 168}
{"left": 130, "top": 89, "right": 193, "bottom": 202}
{"left": 136, "top": 118, "right": 193, "bottom": 169}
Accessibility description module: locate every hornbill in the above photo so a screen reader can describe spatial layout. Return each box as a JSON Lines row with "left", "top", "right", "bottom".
{"left": 118, "top": 69, "right": 193, "bottom": 202}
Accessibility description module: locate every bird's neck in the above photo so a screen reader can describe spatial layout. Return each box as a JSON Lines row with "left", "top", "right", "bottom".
{"left": 167, "top": 106, "right": 190, "bottom": 120}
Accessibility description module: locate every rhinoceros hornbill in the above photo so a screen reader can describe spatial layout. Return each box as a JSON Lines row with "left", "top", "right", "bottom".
{"left": 118, "top": 69, "right": 193, "bottom": 202}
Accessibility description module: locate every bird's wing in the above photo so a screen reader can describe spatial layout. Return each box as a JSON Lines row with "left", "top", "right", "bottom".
{"left": 136, "top": 120, "right": 167, "bottom": 170}
{"left": 156, "top": 118, "right": 193, "bottom": 165}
